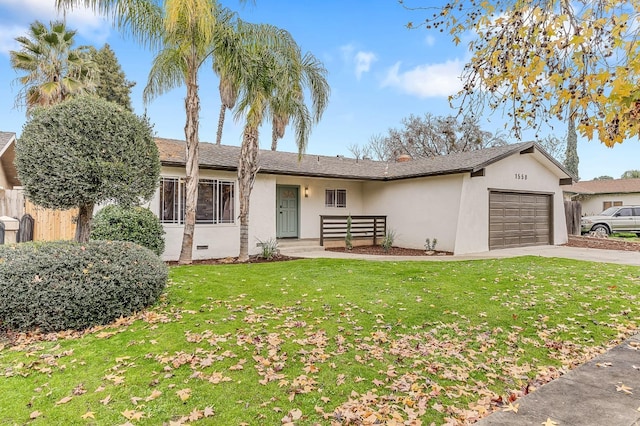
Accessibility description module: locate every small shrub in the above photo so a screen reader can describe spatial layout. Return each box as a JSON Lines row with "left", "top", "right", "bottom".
{"left": 381, "top": 229, "right": 396, "bottom": 252}
{"left": 91, "top": 205, "right": 165, "bottom": 255}
{"left": 257, "top": 237, "right": 279, "bottom": 260}
{"left": 0, "top": 240, "right": 168, "bottom": 332}
{"left": 345, "top": 215, "right": 353, "bottom": 250}
{"left": 425, "top": 238, "right": 438, "bottom": 251}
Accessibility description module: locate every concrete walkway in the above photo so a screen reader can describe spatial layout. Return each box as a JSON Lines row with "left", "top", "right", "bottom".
{"left": 476, "top": 334, "right": 640, "bottom": 426}
{"left": 280, "top": 244, "right": 640, "bottom": 425}
{"left": 281, "top": 244, "right": 640, "bottom": 266}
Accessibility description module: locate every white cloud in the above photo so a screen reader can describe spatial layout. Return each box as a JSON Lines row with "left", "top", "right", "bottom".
{"left": 0, "top": 0, "right": 111, "bottom": 54}
{"left": 340, "top": 43, "right": 378, "bottom": 79}
{"left": 354, "top": 51, "right": 377, "bottom": 79}
{"left": 381, "top": 60, "right": 464, "bottom": 98}
{"left": 0, "top": 24, "right": 25, "bottom": 54}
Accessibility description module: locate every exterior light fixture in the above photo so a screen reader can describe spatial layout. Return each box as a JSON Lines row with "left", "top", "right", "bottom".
{"left": 304, "top": 185, "right": 309, "bottom": 198}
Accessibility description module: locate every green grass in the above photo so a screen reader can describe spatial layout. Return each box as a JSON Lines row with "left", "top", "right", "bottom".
{"left": 611, "top": 232, "right": 640, "bottom": 241}
{"left": 1, "top": 257, "right": 639, "bottom": 425}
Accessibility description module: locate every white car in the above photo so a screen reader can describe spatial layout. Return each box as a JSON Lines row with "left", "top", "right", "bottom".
{"left": 581, "top": 206, "right": 640, "bottom": 236}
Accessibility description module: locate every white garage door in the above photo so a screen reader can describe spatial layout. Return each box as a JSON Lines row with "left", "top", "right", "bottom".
{"left": 489, "top": 191, "right": 552, "bottom": 250}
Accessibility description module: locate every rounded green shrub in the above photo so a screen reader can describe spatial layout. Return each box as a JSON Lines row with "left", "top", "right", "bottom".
{"left": 0, "top": 240, "right": 168, "bottom": 332}
{"left": 91, "top": 205, "right": 165, "bottom": 256}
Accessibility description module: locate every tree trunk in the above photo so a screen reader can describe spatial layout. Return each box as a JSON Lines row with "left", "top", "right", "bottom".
{"left": 564, "top": 114, "right": 579, "bottom": 180}
{"left": 271, "top": 125, "right": 278, "bottom": 151}
{"left": 179, "top": 66, "right": 200, "bottom": 265}
{"left": 216, "top": 105, "right": 226, "bottom": 145}
{"left": 74, "top": 202, "right": 94, "bottom": 243}
{"left": 238, "top": 126, "right": 260, "bottom": 262}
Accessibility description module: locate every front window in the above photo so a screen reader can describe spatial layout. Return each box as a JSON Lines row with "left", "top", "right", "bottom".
{"left": 603, "top": 201, "right": 623, "bottom": 210}
{"left": 159, "top": 177, "right": 235, "bottom": 224}
{"left": 325, "top": 189, "right": 347, "bottom": 208}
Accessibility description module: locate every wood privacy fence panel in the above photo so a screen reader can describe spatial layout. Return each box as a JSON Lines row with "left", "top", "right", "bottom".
{"left": 25, "top": 200, "right": 77, "bottom": 241}
{"left": 564, "top": 200, "right": 582, "bottom": 236}
{"left": 0, "top": 189, "right": 25, "bottom": 218}
{"left": 320, "top": 215, "right": 387, "bottom": 247}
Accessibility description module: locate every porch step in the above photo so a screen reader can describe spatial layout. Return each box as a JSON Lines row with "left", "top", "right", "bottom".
{"left": 277, "top": 238, "right": 324, "bottom": 254}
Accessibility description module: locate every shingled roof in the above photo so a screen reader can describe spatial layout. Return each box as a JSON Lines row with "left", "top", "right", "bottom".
{"left": 565, "top": 178, "right": 640, "bottom": 195}
{"left": 0, "top": 132, "right": 15, "bottom": 154}
{"left": 156, "top": 138, "right": 569, "bottom": 181}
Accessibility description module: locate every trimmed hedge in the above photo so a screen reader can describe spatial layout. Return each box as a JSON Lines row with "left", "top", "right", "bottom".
{"left": 0, "top": 241, "right": 168, "bottom": 332}
{"left": 91, "top": 205, "right": 165, "bottom": 256}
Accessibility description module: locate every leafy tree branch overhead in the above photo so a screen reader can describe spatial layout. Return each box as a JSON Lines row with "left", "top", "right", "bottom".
{"left": 403, "top": 0, "right": 640, "bottom": 146}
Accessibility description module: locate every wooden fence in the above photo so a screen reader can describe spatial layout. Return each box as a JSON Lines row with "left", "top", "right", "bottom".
{"left": 564, "top": 200, "right": 582, "bottom": 236}
{"left": 0, "top": 188, "right": 24, "bottom": 218}
{"left": 320, "top": 215, "right": 387, "bottom": 247}
{"left": 25, "top": 201, "right": 77, "bottom": 241}
{"left": 0, "top": 189, "right": 76, "bottom": 241}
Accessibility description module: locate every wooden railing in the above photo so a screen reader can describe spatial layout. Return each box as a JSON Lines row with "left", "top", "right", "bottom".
{"left": 320, "top": 215, "right": 386, "bottom": 246}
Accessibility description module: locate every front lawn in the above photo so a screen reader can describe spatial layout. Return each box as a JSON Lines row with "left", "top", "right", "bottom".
{"left": 1, "top": 257, "right": 639, "bottom": 425}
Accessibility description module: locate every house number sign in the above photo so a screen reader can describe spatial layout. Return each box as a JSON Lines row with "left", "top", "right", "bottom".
{"left": 514, "top": 173, "right": 528, "bottom": 180}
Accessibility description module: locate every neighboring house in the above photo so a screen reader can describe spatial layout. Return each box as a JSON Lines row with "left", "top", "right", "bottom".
{"left": 152, "top": 138, "right": 573, "bottom": 261}
{"left": 0, "top": 132, "right": 19, "bottom": 190}
{"left": 564, "top": 178, "right": 640, "bottom": 216}
{"left": 0, "top": 132, "right": 76, "bottom": 240}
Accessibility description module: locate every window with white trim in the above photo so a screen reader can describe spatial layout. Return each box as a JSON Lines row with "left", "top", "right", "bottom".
{"left": 325, "top": 189, "right": 347, "bottom": 208}
{"left": 160, "top": 177, "right": 235, "bottom": 224}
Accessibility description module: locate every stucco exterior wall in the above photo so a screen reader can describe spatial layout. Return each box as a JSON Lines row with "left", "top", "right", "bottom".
{"left": 455, "top": 151, "right": 568, "bottom": 254}
{"left": 155, "top": 167, "right": 244, "bottom": 261}
{"left": 362, "top": 175, "right": 464, "bottom": 252}
{"left": 274, "top": 176, "right": 365, "bottom": 239}
{"left": 155, "top": 147, "right": 568, "bottom": 260}
{"left": 578, "top": 195, "right": 640, "bottom": 216}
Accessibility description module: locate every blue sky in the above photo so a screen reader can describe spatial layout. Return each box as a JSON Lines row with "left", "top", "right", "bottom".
{"left": 0, "top": 0, "right": 637, "bottom": 181}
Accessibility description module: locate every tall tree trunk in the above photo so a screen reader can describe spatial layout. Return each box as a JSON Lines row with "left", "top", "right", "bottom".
{"left": 179, "top": 67, "right": 200, "bottom": 265}
{"left": 216, "top": 105, "right": 226, "bottom": 145}
{"left": 564, "top": 113, "right": 579, "bottom": 181}
{"left": 238, "top": 126, "right": 260, "bottom": 262}
{"left": 271, "top": 125, "right": 278, "bottom": 151}
{"left": 74, "top": 202, "right": 94, "bottom": 243}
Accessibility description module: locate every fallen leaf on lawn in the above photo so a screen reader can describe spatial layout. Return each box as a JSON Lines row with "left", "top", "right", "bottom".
{"left": 502, "top": 402, "right": 519, "bottom": 413}
{"left": 289, "top": 408, "right": 303, "bottom": 420}
{"left": 55, "top": 396, "right": 73, "bottom": 405}
{"left": 188, "top": 408, "right": 203, "bottom": 421}
{"left": 320, "top": 396, "right": 331, "bottom": 403}
{"left": 145, "top": 389, "right": 162, "bottom": 402}
{"left": 177, "top": 388, "right": 191, "bottom": 402}
{"left": 81, "top": 411, "right": 95, "bottom": 419}
{"left": 542, "top": 418, "right": 558, "bottom": 426}
{"left": 616, "top": 384, "right": 633, "bottom": 394}
{"left": 99, "top": 394, "right": 112, "bottom": 405}
{"left": 203, "top": 406, "right": 214, "bottom": 417}
{"left": 72, "top": 384, "right": 87, "bottom": 395}
{"left": 29, "top": 411, "right": 43, "bottom": 419}
{"left": 121, "top": 409, "right": 144, "bottom": 420}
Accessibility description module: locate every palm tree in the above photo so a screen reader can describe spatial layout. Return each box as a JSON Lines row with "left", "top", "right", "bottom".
{"left": 10, "top": 20, "right": 97, "bottom": 112}
{"left": 270, "top": 51, "right": 329, "bottom": 151}
{"left": 57, "top": 0, "right": 236, "bottom": 265}
{"left": 233, "top": 33, "right": 329, "bottom": 261}
{"left": 144, "top": 2, "right": 237, "bottom": 264}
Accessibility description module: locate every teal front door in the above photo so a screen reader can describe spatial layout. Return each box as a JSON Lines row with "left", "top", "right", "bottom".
{"left": 277, "top": 186, "right": 299, "bottom": 238}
